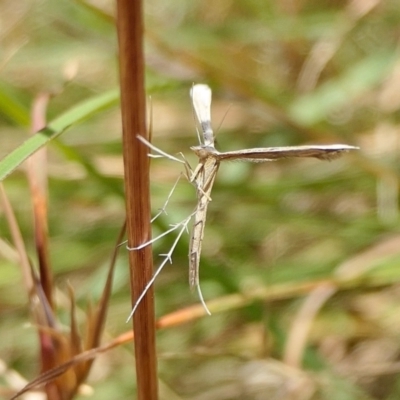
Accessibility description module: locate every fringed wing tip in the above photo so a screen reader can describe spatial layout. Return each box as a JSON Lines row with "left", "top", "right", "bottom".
{"left": 316, "top": 145, "right": 359, "bottom": 161}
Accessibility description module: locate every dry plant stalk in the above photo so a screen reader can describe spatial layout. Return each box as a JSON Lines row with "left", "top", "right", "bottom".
{"left": 116, "top": 0, "right": 158, "bottom": 399}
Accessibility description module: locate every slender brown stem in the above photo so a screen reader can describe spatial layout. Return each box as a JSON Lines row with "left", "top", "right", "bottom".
{"left": 29, "top": 93, "right": 53, "bottom": 310}
{"left": 116, "top": 1, "right": 158, "bottom": 399}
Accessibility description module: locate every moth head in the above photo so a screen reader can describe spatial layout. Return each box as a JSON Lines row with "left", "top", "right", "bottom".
{"left": 190, "top": 145, "right": 217, "bottom": 159}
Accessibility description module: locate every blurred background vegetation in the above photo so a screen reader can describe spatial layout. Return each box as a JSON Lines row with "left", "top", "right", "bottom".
{"left": 1, "top": 0, "right": 400, "bottom": 399}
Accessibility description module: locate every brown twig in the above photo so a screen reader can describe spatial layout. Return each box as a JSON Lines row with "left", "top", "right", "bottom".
{"left": 116, "top": 0, "right": 158, "bottom": 399}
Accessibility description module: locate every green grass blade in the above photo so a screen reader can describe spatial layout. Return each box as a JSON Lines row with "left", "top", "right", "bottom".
{"left": 0, "top": 83, "right": 30, "bottom": 127}
{"left": 0, "top": 89, "right": 119, "bottom": 181}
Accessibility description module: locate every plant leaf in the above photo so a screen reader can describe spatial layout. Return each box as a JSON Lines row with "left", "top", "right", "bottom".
{"left": 0, "top": 89, "right": 119, "bottom": 181}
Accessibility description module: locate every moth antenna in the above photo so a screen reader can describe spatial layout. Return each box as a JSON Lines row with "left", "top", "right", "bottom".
{"left": 214, "top": 103, "right": 232, "bottom": 140}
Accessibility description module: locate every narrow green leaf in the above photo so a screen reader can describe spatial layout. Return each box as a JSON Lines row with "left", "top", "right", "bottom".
{"left": 0, "top": 89, "right": 119, "bottom": 181}
{"left": 0, "top": 84, "right": 30, "bottom": 127}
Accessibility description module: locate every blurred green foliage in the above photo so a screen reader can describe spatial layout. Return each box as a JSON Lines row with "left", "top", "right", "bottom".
{"left": 1, "top": 0, "right": 400, "bottom": 399}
